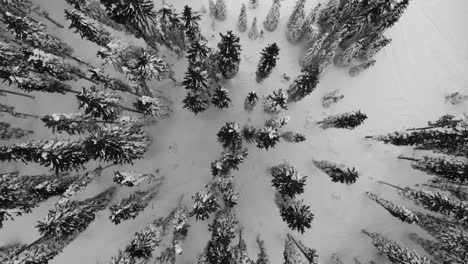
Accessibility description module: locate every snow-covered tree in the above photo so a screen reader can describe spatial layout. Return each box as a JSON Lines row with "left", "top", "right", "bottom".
{"left": 0, "top": 121, "right": 32, "bottom": 140}
{"left": 204, "top": 209, "right": 238, "bottom": 263}
{"left": 263, "top": 0, "right": 281, "bottom": 32}
{"left": 300, "top": 32, "right": 329, "bottom": 68}
{"left": 191, "top": 187, "right": 219, "bottom": 221}
{"left": 213, "top": 0, "right": 227, "bottom": 21}
{"left": 366, "top": 192, "right": 419, "bottom": 224}
{"left": 276, "top": 194, "right": 314, "bottom": 234}
{"left": 217, "top": 122, "right": 243, "bottom": 150}
{"left": 66, "top": 0, "right": 127, "bottom": 32}
{"left": 313, "top": 160, "right": 359, "bottom": 184}
{"left": 322, "top": 90, "right": 344, "bottom": 108}
{"left": 182, "top": 5, "right": 202, "bottom": 42}
{"left": 109, "top": 184, "right": 161, "bottom": 224}
{"left": 238, "top": 4, "right": 248, "bottom": 32}
{"left": 256, "top": 43, "right": 280, "bottom": 83}
{"left": 287, "top": 0, "right": 306, "bottom": 31}
{"left": 287, "top": 66, "right": 320, "bottom": 103}
{"left": 248, "top": 17, "right": 259, "bottom": 40}
{"left": 445, "top": 92, "right": 468, "bottom": 105}
{"left": 399, "top": 155, "right": 467, "bottom": 183}
{"left": 65, "top": 9, "right": 112, "bottom": 47}
{"left": 265, "top": 116, "right": 290, "bottom": 130}
{"left": 349, "top": 59, "right": 376, "bottom": 76}
{"left": 84, "top": 124, "right": 149, "bottom": 164}
{"left": 334, "top": 39, "right": 365, "bottom": 67}
{"left": 217, "top": 31, "right": 242, "bottom": 79}
{"left": 88, "top": 67, "right": 137, "bottom": 95}
{"left": 124, "top": 50, "right": 170, "bottom": 83}
{"left": 182, "top": 66, "right": 209, "bottom": 91}
{"left": 211, "top": 148, "right": 249, "bottom": 176}
{"left": 256, "top": 126, "right": 280, "bottom": 150}
{"left": 263, "top": 89, "right": 288, "bottom": 114}
{"left": 211, "top": 86, "right": 231, "bottom": 109}
{"left": 285, "top": 234, "right": 319, "bottom": 264}
{"left": 280, "top": 131, "right": 306, "bottom": 143}
{"left": 317, "top": 0, "right": 340, "bottom": 30}
{"left": 77, "top": 86, "right": 122, "bottom": 121}
{"left": 3, "top": 12, "right": 74, "bottom": 56}
{"left": 318, "top": 111, "right": 368, "bottom": 129}
{"left": 271, "top": 163, "right": 307, "bottom": 198}
{"left": 157, "top": 3, "right": 186, "bottom": 54}
{"left": 41, "top": 113, "right": 100, "bottom": 135}
{"left": 287, "top": 15, "right": 305, "bottom": 45}
{"left": 134, "top": 95, "right": 170, "bottom": 117}
{"left": 242, "top": 125, "right": 257, "bottom": 143}
{"left": 244, "top": 91, "right": 259, "bottom": 111}
{"left": 182, "top": 91, "right": 209, "bottom": 115}
{"left": 362, "top": 229, "right": 431, "bottom": 264}
{"left": 208, "top": 0, "right": 216, "bottom": 17}
{"left": 249, "top": 0, "right": 259, "bottom": 10}
{"left": 113, "top": 170, "right": 157, "bottom": 187}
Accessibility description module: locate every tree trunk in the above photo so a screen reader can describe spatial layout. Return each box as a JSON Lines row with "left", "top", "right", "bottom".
{"left": 74, "top": 72, "right": 99, "bottom": 85}
{"left": 406, "top": 126, "right": 437, "bottom": 131}
{"left": 398, "top": 156, "right": 419, "bottom": 162}
{"left": 33, "top": 9, "right": 64, "bottom": 28}
{"left": 120, "top": 105, "right": 143, "bottom": 114}
{"left": 364, "top": 136, "right": 373, "bottom": 139}
{"left": 287, "top": 234, "right": 315, "bottom": 263}
{"left": 0, "top": 89, "right": 35, "bottom": 99}
{"left": 65, "top": 54, "right": 92, "bottom": 67}
{"left": 361, "top": 229, "right": 372, "bottom": 238}
{"left": 378, "top": 181, "right": 405, "bottom": 191}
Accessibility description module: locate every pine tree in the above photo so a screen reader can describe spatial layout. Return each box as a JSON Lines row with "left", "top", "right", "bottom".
{"left": 248, "top": 17, "right": 259, "bottom": 40}
{"left": 211, "top": 86, "right": 231, "bottom": 109}
{"left": 256, "top": 236, "right": 270, "bottom": 264}
{"left": 66, "top": 0, "right": 127, "bottom": 32}
{"left": 213, "top": 0, "right": 227, "bottom": 21}
{"left": 113, "top": 170, "right": 158, "bottom": 187}
{"left": 322, "top": 90, "right": 344, "bottom": 108}
{"left": 182, "top": 66, "right": 209, "bottom": 91}
{"left": 318, "top": 111, "right": 368, "bottom": 129}
{"left": 276, "top": 194, "right": 314, "bottom": 234}
{"left": 157, "top": 3, "right": 186, "bottom": 54}
{"left": 65, "top": 9, "right": 112, "bottom": 47}
{"left": 287, "top": 15, "right": 305, "bottom": 45}
{"left": 263, "top": 0, "right": 281, "bottom": 32}
{"left": 256, "top": 43, "right": 280, "bottom": 83}
{"left": 313, "top": 160, "right": 359, "bottom": 184}
{"left": 182, "top": 91, "right": 209, "bottom": 115}
{"left": 366, "top": 192, "right": 419, "bottom": 224}
{"left": 242, "top": 125, "right": 257, "bottom": 143}
{"left": 0, "top": 121, "right": 32, "bottom": 140}
{"left": 124, "top": 50, "right": 170, "bottom": 83}
{"left": 362, "top": 229, "right": 431, "bottom": 264}
{"left": 77, "top": 86, "right": 122, "bottom": 121}
{"left": 424, "top": 180, "right": 468, "bottom": 201}
{"left": 204, "top": 209, "right": 238, "bottom": 264}
{"left": 287, "top": 0, "right": 306, "bottom": 31}
{"left": 399, "top": 155, "right": 467, "bottom": 183}
{"left": 334, "top": 39, "right": 365, "bottom": 67}
{"left": 109, "top": 184, "right": 161, "bottom": 224}
{"left": 256, "top": 126, "right": 280, "bottom": 150}
{"left": 249, "top": 0, "right": 259, "bottom": 10}
{"left": 134, "top": 95, "right": 170, "bottom": 117}
{"left": 317, "top": 0, "right": 340, "bottom": 30}
{"left": 287, "top": 66, "right": 320, "bottom": 103}
{"left": 217, "top": 122, "right": 243, "bottom": 150}
{"left": 271, "top": 163, "right": 307, "bottom": 198}
{"left": 238, "top": 4, "right": 248, "bottom": 33}
{"left": 300, "top": 32, "right": 329, "bottom": 68}
{"left": 217, "top": 31, "right": 242, "bottom": 79}
{"left": 3, "top": 12, "right": 74, "bottom": 57}
{"left": 182, "top": 5, "right": 202, "bottom": 42}
{"left": 231, "top": 230, "right": 254, "bottom": 264}
{"left": 263, "top": 89, "right": 288, "bottom": 114}
{"left": 190, "top": 187, "right": 219, "bottom": 221}
{"left": 283, "top": 235, "right": 307, "bottom": 264}
{"left": 41, "top": 113, "right": 100, "bottom": 135}
{"left": 211, "top": 148, "right": 248, "bottom": 176}
{"left": 244, "top": 91, "right": 259, "bottom": 111}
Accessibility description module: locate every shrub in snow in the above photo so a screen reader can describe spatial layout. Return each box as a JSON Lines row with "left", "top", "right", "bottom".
{"left": 445, "top": 92, "right": 468, "bottom": 105}
{"left": 113, "top": 171, "right": 157, "bottom": 187}
{"left": 280, "top": 131, "right": 306, "bottom": 143}
{"left": 313, "top": 160, "right": 359, "bottom": 184}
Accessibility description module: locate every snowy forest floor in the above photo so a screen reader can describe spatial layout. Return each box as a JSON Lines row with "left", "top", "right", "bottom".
{"left": 1, "top": 0, "right": 468, "bottom": 263}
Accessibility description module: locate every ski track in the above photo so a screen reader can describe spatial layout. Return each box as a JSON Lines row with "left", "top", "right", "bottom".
{"left": 0, "top": 0, "right": 467, "bottom": 263}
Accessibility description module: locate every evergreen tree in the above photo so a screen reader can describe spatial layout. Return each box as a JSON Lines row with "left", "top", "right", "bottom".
{"left": 349, "top": 59, "right": 376, "bottom": 76}
{"left": 217, "top": 31, "right": 242, "bottom": 79}
{"left": 213, "top": 147, "right": 248, "bottom": 174}
{"left": 83, "top": 124, "right": 149, "bottom": 164}
{"left": 242, "top": 125, "right": 257, "bottom": 143}
{"left": 109, "top": 184, "right": 161, "bottom": 224}
{"left": 124, "top": 50, "right": 170, "bottom": 83}
{"left": 300, "top": 32, "right": 329, "bottom": 68}
{"left": 271, "top": 163, "right": 307, "bottom": 198}
{"left": 318, "top": 111, "right": 368, "bottom": 129}
{"left": 265, "top": 116, "right": 290, "bottom": 130}
{"left": 313, "top": 160, "right": 359, "bottom": 184}
{"left": 256, "top": 236, "right": 270, "bottom": 264}
{"left": 248, "top": 17, "right": 259, "bottom": 40}
{"left": 3, "top": 12, "right": 74, "bottom": 56}
{"left": 65, "top": 9, "right": 112, "bottom": 47}
{"left": 113, "top": 170, "right": 157, "bottom": 187}
{"left": 334, "top": 39, "right": 365, "bottom": 67}
{"left": 287, "top": 0, "right": 306, "bottom": 31}
{"left": 238, "top": 4, "right": 248, "bottom": 33}
{"left": 217, "top": 122, "right": 243, "bottom": 150}
{"left": 157, "top": 3, "right": 186, "bottom": 54}
{"left": 317, "top": 0, "right": 340, "bottom": 30}
{"left": 0, "top": 121, "right": 32, "bottom": 140}
{"left": 322, "top": 90, "right": 344, "bottom": 108}
{"left": 399, "top": 155, "right": 467, "bottom": 183}
{"left": 256, "top": 126, "right": 280, "bottom": 150}
{"left": 66, "top": 0, "right": 127, "bottom": 32}
{"left": 182, "top": 91, "right": 209, "bottom": 115}
{"left": 276, "top": 194, "right": 314, "bottom": 234}
{"left": 424, "top": 180, "right": 468, "bottom": 201}
{"left": 287, "top": 66, "right": 320, "bottom": 103}
{"left": 211, "top": 86, "right": 231, "bottom": 109}
{"left": 181, "top": 5, "right": 202, "bottom": 42}
{"left": 263, "top": 0, "right": 281, "bottom": 32}
{"left": 208, "top": 0, "right": 216, "bottom": 18}
{"left": 204, "top": 209, "right": 238, "bottom": 264}
{"left": 88, "top": 67, "right": 137, "bottom": 95}
{"left": 244, "top": 91, "right": 259, "bottom": 111}
{"left": 256, "top": 43, "right": 280, "bottom": 83}
{"left": 134, "top": 95, "right": 170, "bottom": 117}
{"left": 280, "top": 131, "right": 306, "bottom": 143}
{"left": 186, "top": 40, "right": 211, "bottom": 67}
{"left": 263, "top": 89, "right": 288, "bottom": 114}
{"left": 366, "top": 192, "right": 419, "bottom": 224}
{"left": 190, "top": 187, "right": 219, "bottom": 221}
{"left": 285, "top": 234, "right": 319, "bottom": 264}
{"left": 249, "top": 0, "right": 259, "bottom": 10}
{"left": 76, "top": 86, "right": 122, "bottom": 121}
{"left": 361, "top": 229, "right": 431, "bottom": 264}
{"left": 287, "top": 15, "right": 305, "bottom": 45}
{"left": 231, "top": 230, "right": 254, "bottom": 264}
{"left": 41, "top": 113, "right": 100, "bottom": 135}
{"left": 182, "top": 66, "right": 209, "bottom": 91}
{"left": 213, "top": 0, "right": 227, "bottom": 21}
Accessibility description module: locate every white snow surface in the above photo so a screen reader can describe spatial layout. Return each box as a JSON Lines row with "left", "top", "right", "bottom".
{"left": 1, "top": 0, "right": 468, "bottom": 263}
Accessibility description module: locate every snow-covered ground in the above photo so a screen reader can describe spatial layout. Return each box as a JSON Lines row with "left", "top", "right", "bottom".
{"left": 1, "top": 0, "right": 467, "bottom": 263}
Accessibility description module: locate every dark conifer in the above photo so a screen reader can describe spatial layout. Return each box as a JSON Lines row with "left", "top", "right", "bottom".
{"left": 256, "top": 43, "right": 280, "bottom": 83}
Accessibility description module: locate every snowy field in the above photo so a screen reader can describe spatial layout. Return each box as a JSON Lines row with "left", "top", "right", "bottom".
{"left": 1, "top": 0, "right": 468, "bottom": 263}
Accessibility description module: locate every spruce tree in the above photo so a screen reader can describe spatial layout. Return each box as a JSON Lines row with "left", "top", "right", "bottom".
{"left": 204, "top": 209, "right": 238, "bottom": 264}
{"left": 182, "top": 91, "right": 209, "bottom": 115}
{"left": 134, "top": 95, "right": 170, "bottom": 117}
{"left": 211, "top": 86, "right": 231, "bottom": 109}
{"left": 182, "top": 66, "right": 209, "bottom": 91}
{"left": 191, "top": 187, "right": 219, "bottom": 221}
{"left": 334, "top": 39, "right": 365, "bottom": 67}
{"left": 300, "top": 32, "right": 329, "bottom": 68}
{"left": 217, "top": 31, "right": 242, "bottom": 79}
{"left": 318, "top": 111, "right": 368, "bottom": 129}
{"left": 399, "top": 155, "right": 467, "bottom": 183}
{"left": 287, "top": 66, "right": 320, "bottom": 103}
{"left": 271, "top": 163, "right": 307, "bottom": 198}
{"left": 263, "top": 89, "right": 288, "bottom": 114}
{"left": 41, "top": 113, "right": 100, "bottom": 135}
{"left": 256, "top": 43, "right": 280, "bottom": 83}
{"left": 263, "top": 0, "right": 281, "bottom": 32}
{"left": 65, "top": 9, "right": 112, "bottom": 47}
{"left": 244, "top": 91, "right": 259, "bottom": 111}
{"left": 124, "top": 50, "right": 170, "bottom": 83}
{"left": 285, "top": 234, "right": 319, "bottom": 264}
{"left": 213, "top": 0, "right": 227, "bottom": 21}
{"left": 248, "top": 17, "right": 259, "bottom": 40}
{"left": 181, "top": 5, "right": 202, "bottom": 42}
{"left": 287, "top": 15, "right": 305, "bottom": 45}
{"left": 276, "top": 194, "right": 314, "bottom": 234}
{"left": 242, "top": 125, "right": 257, "bottom": 144}
{"left": 366, "top": 192, "right": 419, "bottom": 224}
{"left": 256, "top": 236, "right": 270, "bottom": 264}
{"left": 313, "top": 160, "right": 359, "bottom": 184}
{"left": 113, "top": 170, "right": 158, "bottom": 187}
{"left": 238, "top": 4, "right": 248, "bottom": 32}
{"left": 157, "top": 3, "right": 186, "bottom": 54}
{"left": 216, "top": 122, "right": 243, "bottom": 150}
{"left": 287, "top": 0, "right": 306, "bottom": 31}
{"left": 77, "top": 86, "right": 122, "bottom": 121}
{"left": 256, "top": 126, "right": 280, "bottom": 150}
